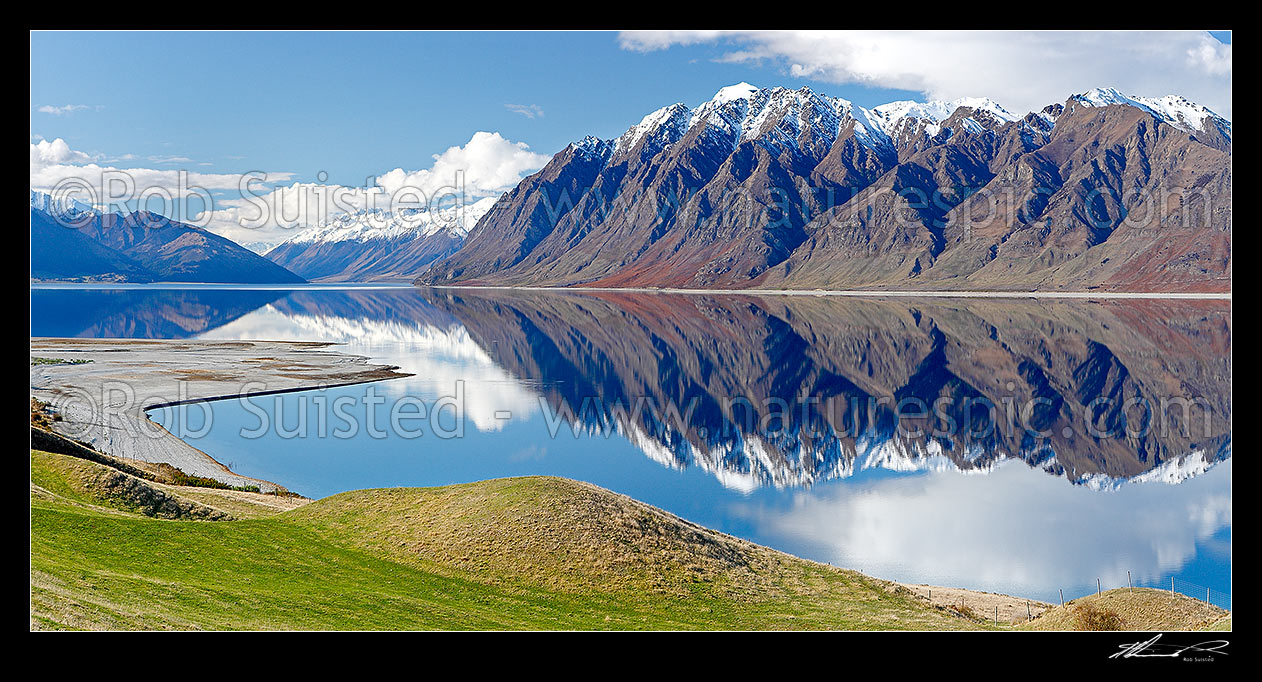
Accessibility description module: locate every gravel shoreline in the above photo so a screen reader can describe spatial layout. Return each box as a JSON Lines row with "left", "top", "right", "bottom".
{"left": 30, "top": 338, "right": 409, "bottom": 492}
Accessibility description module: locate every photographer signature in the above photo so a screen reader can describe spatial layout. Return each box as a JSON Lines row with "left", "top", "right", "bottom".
{"left": 1110, "top": 634, "right": 1229, "bottom": 660}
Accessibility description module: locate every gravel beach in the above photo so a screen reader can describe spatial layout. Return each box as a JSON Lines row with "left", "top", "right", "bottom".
{"left": 30, "top": 338, "right": 409, "bottom": 491}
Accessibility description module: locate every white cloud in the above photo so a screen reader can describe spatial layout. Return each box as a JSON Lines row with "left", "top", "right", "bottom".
{"left": 373, "top": 131, "right": 549, "bottom": 198}
{"left": 147, "top": 155, "right": 194, "bottom": 164}
{"left": 200, "top": 309, "right": 542, "bottom": 432}
{"left": 31, "top": 131, "right": 548, "bottom": 251}
{"left": 619, "top": 30, "right": 726, "bottom": 52}
{"left": 37, "top": 104, "right": 103, "bottom": 116}
{"left": 31, "top": 137, "right": 93, "bottom": 167}
{"left": 732, "top": 459, "right": 1230, "bottom": 599}
{"left": 198, "top": 182, "right": 384, "bottom": 246}
{"left": 505, "top": 103, "right": 545, "bottom": 119}
{"left": 31, "top": 138, "right": 294, "bottom": 197}
{"left": 1186, "top": 37, "right": 1232, "bottom": 76}
{"left": 620, "top": 30, "right": 1233, "bottom": 118}
{"left": 30, "top": 137, "right": 296, "bottom": 231}
{"left": 196, "top": 131, "right": 548, "bottom": 249}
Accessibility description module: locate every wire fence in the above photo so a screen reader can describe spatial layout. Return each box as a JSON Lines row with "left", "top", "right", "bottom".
{"left": 1170, "top": 576, "right": 1232, "bottom": 611}
{"left": 907, "top": 573, "right": 1230, "bottom": 627}
{"left": 1066, "top": 572, "right": 1231, "bottom": 612}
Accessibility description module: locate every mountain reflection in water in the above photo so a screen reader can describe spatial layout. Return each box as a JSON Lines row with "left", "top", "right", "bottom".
{"left": 33, "top": 286, "right": 1230, "bottom": 489}
{"left": 414, "top": 289, "right": 1230, "bottom": 489}
{"left": 30, "top": 286, "right": 1231, "bottom": 600}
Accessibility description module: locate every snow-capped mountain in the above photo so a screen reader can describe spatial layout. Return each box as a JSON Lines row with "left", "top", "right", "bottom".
{"left": 30, "top": 189, "right": 97, "bottom": 217}
{"left": 602, "top": 83, "right": 1225, "bottom": 156}
{"left": 870, "top": 96, "right": 1018, "bottom": 136}
{"left": 264, "top": 197, "right": 497, "bottom": 282}
{"left": 1071, "top": 86, "right": 1232, "bottom": 141}
{"left": 282, "top": 197, "right": 497, "bottom": 246}
{"left": 590, "top": 86, "right": 1028, "bottom": 163}
{"left": 869, "top": 96, "right": 1019, "bottom": 152}
{"left": 238, "top": 240, "right": 279, "bottom": 255}
{"left": 419, "top": 83, "right": 1231, "bottom": 292}
{"left": 578, "top": 82, "right": 1228, "bottom": 168}
{"left": 569, "top": 83, "right": 901, "bottom": 163}
{"left": 682, "top": 82, "right": 893, "bottom": 155}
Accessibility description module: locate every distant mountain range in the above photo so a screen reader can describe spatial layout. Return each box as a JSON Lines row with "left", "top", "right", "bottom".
{"left": 263, "top": 198, "right": 496, "bottom": 282}
{"left": 30, "top": 191, "right": 304, "bottom": 284}
{"left": 416, "top": 85, "right": 1231, "bottom": 292}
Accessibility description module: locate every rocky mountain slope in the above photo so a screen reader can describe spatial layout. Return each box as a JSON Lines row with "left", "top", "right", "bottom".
{"left": 30, "top": 191, "right": 305, "bottom": 284}
{"left": 417, "top": 85, "right": 1230, "bottom": 292}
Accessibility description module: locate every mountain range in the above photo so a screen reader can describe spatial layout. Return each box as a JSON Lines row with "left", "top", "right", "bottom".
{"left": 30, "top": 191, "right": 304, "bottom": 284}
{"left": 30, "top": 85, "right": 1231, "bottom": 291}
{"left": 263, "top": 198, "right": 496, "bottom": 282}
{"left": 416, "top": 85, "right": 1231, "bottom": 292}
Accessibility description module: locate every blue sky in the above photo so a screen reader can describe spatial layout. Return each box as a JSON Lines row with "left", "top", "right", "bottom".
{"left": 31, "top": 31, "right": 923, "bottom": 186}
{"left": 31, "top": 30, "right": 1231, "bottom": 247}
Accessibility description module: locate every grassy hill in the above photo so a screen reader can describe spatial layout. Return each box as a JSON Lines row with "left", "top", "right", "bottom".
{"left": 30, "top": 448, "right": 985, "bottom": 631}
{"left": 1020, "top": 588, "right": 1229, "bottom": 631}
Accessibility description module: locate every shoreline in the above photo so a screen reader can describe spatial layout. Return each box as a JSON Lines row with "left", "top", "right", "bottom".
{"left": 29, "top": 336, "right": 1222, "bottom": 627}
{"left": 31, "top": 281, "right": 1231, "bottom": 299}
{"left": 28, "top": 336, "right": 1034, "bottom": 608}
{"left": 429, "top": 284, "right": 1233, "bottom": 300}
{"left": 30, "top": 338, "right": 410, "bottom": 492}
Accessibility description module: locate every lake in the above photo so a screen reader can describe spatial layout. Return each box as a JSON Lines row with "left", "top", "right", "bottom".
{"left": 30, "top": 284, "right": 1232, "bottom": 606}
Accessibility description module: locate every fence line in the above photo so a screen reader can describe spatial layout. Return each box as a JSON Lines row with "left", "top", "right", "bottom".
{"left": 1068, "top": 575, "right": 1231, "bottom": 611}
{"left": 1054, "top": 575, "right": 1231, "bottom": 612}
{"left": 1170, "top": 576, "right": 1232, "bottom": 611}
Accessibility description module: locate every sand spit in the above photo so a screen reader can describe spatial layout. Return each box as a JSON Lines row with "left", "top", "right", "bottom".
{"left": 30, "top": 338, "right": 409, "bottom": 492}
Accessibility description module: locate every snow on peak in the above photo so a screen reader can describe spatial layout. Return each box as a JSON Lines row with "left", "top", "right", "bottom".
{"left": 950, "top": 97, "right": 1017, "bottom": 121}
{"left": 1073, "top": 86, "right": 1129, "bottom": 107}
{"left": 573, "top": 84, "right": 1230, "bottom": 168}
{"left": 614, "top": 102, "right": 690, "bottom": 155}
{"left": 685, "top": 84, "right": 893, "bottom": 154}
{"left": 30, "top": 189, "right": 97, "bottom": 216}
{"left": 1080, "top": 449, "right": 1223, "bottom": 490}
{"left": 1033, "top": 103, "right": 1066, "bottom": 128}
{"left": 870, "top": 96, "right": 1017, "bottom": 138}
{"left": 564, "top": 84, "right": 910, "bottom": 160}
{"left": 711, "top": 82, "right": 760, "bottom": 105}
{"left": 569, "top": 135, "right": 612, "bottom": 157}
{"left": 735, "top": 87, "right": 840, "bottom": 146}
{"left": 279, "top": 196, "right": 498, "bottom": 246}
{"left": 1072, "top": 87, "right": 1231, "bottom": 138}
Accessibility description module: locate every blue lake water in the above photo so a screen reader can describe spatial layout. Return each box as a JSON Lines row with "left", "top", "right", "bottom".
{"left": 30, "top": 285, "right": 1232, "bottom": 606}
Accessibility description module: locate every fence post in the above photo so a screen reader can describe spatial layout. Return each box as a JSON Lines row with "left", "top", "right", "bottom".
{"left": 1059, "top": 589, "right": 1064, "bottom": 607}
{"left": 1171, "top": 577, "right": 1175, "bottom": 597}
{"left": 1097, "top": 578, "right": 1101, "bottom": 596}
{"left": 1207, "top": 587, "right": 1211, "bottom": 604}
{"left": 1026, "top": 602, "right": 1032, "bottom": 621}
{"left": 1128, "top": 571, "right": 1132, "bottom": 592}
{"left": 995, "top": 606, "right": 998, "bottom": 624}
